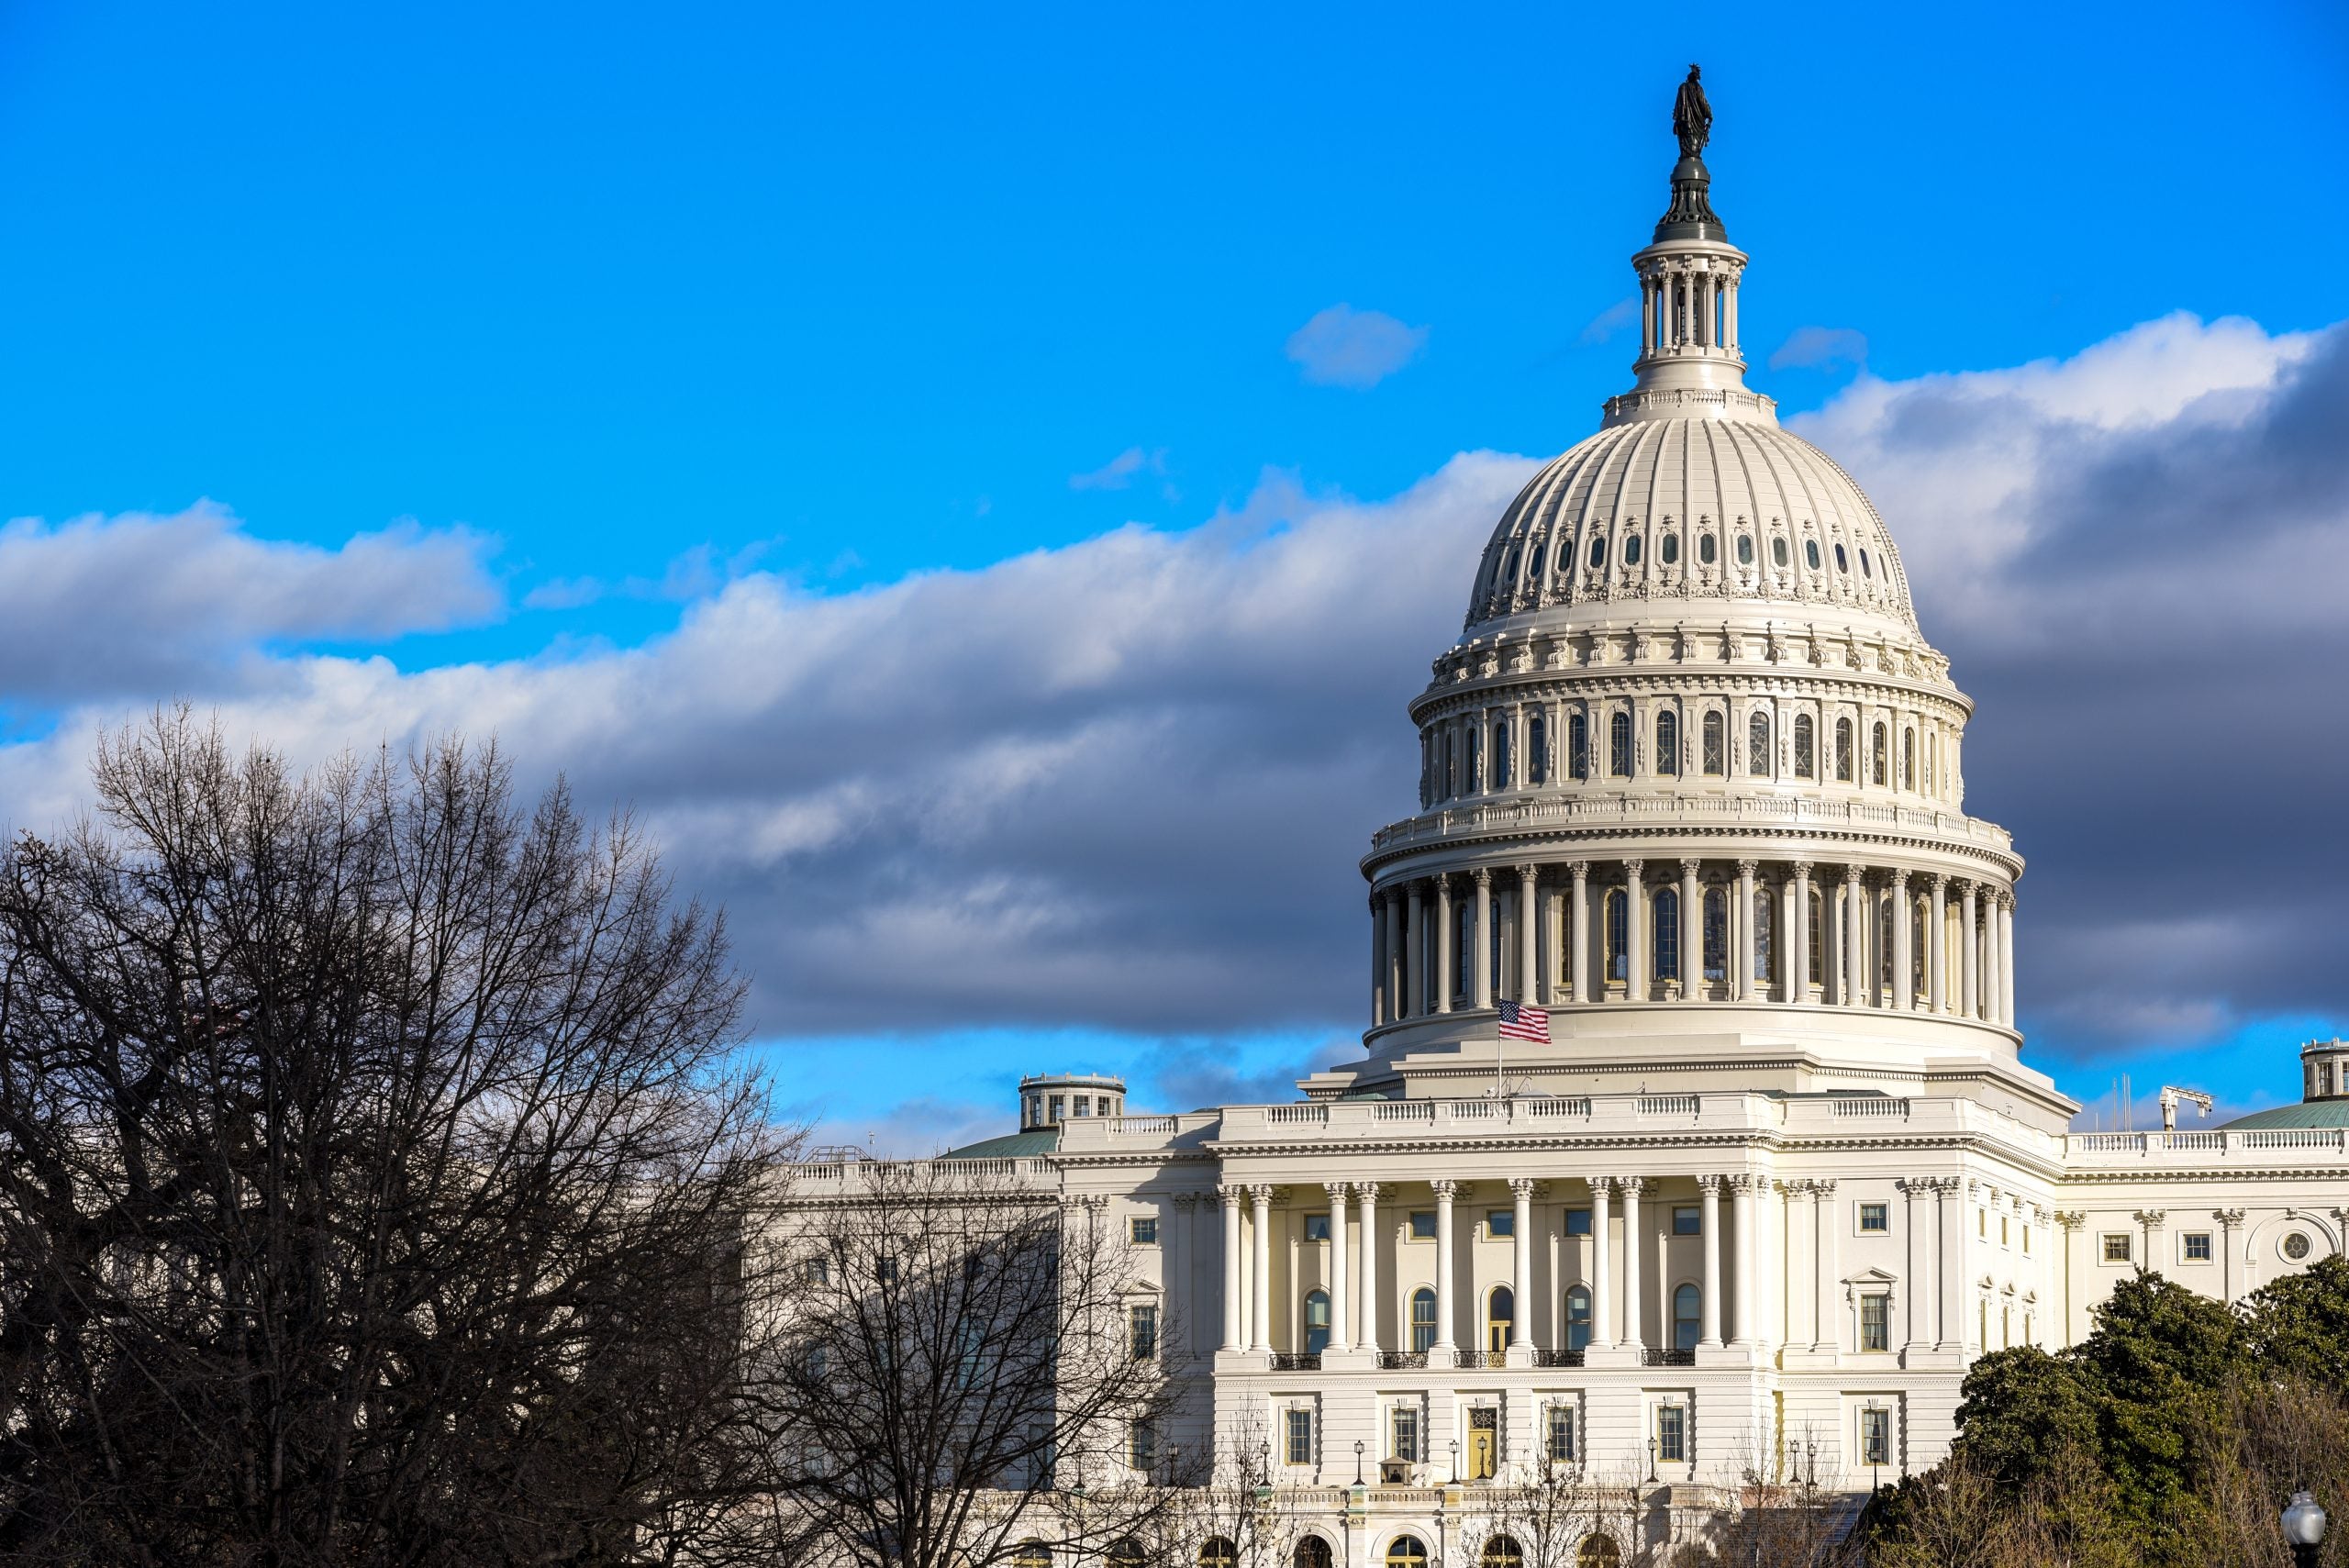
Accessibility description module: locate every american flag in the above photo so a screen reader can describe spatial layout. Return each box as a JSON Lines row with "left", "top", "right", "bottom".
{"left": 1496, "top": 998, "right": 1550, "bottom": 1043}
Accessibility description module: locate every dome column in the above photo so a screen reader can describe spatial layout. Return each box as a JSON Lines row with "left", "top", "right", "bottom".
{"left": 1842, "top": 865, "right": 1865, "bottom": 1006}
{"left": 1789, "top": 862, "right": 1812, "bottom": 1004}
{"left": 1570, "top": 862, "right": 1592, "bottom": 1004}
{"left": 1323, "top": 1183, "right": 1350, "bottom": 1352}
{"left": 1472, "top": 868, "right": 1495, "bottom": 1010}
{"left": 1892, "top": 870, "right": 1915, "bottom": 1011}
{"left": 1625, "top": 860, "right": 1647, "bottom": 1002}
{"left": 1517, "top": 864, "right": 1540, "bottom": 1006}
{"left": 1434, "top": 876, "right": 1455, "bottom": 1016}
{"left": 1928, "top": 875, "right": 1949, "bottom": 1014}
{"left": 1384, "top": 888, "right": 1405, "bottom": 1022}
{"left": 1981, "top": 889, "right": 2001, "bottom": 1025}
{"left": 1371, "top": 894, "right": 1389, "bottom": 1027}
{"left": 1958, "top": 881, "right": 1980, "bottom": 1021}
{"left": 1406, "top": 882, "right": 1427, "bottom": 1017}
{"left": 1430, "top": 1179, "right": 1459, "bottom": 1355}
{"left": 1249, "top": 1184, "right": 1274, "bottom": 1354}
{"left": 1589, "top": 1178, "right": 1615, "bottom": 1346}
{"left": 1736, "top": 860, "right": 1759, "bottom": 1001}
{"left": 1620, "top": 1176, "right": 1646, "bottom": 1351}
{"left": 1998, "top": 893, "right": 2017, "bottom": 1026}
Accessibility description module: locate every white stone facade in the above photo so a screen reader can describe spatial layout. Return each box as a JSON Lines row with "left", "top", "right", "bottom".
{"left": 782, "top": 95, "right": 2342, "bottom": 1567}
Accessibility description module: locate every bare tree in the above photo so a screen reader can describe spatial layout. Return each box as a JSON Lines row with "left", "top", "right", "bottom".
{"left": 0, "top": 712, "right": 802, "bottom": 1566}
{"left": 1457, "top": 1450, "right": 1639, "bottom": 1568}
{"left": 773, "top": 1161, "right": 1185, "bottom": 1567}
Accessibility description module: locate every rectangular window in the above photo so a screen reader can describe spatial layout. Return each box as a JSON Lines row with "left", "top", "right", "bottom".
{"left": 2102, "top": 1233, "right": 2132, "bottom": 1263}
{"left": 1285, "top": 1408, "right": 1313, "bottom": 1466}
{"left": 1410, "top": 1211, "right": 1438, "bottom": 1240}
{"left": 1672, "top": 1206, "right": 1701, "bottom": 1236}
{"left": 877, "top": 1256, "right": 898, "bottom": 1284}
{"left": 1130, "top": 1418, "right": 1155, "bottom": 1471}
{"left": 2184, "top": 1232, "right": 2213, "bottom": 1262}
{"left": 1546, "top": 1404, "right": 1575, "bottom": 1463}
{"left": 1861, "top": 1407, "right": 1891, "bottom": 1467}
{"left": 1858, "top": 1202, "right": 1888, "bottom": 1233}
{"left": 1656, "top": 1405, "right": 1686, "bottom": 1462}
{"left": 1977, "top": 1209, "right": 1987, "bottom": 1238}
{"left": 1072, "top": 1096, "right": 1090, "bottom": 1116}
{"left": 1304, "top": 1214, "right": 1331, "bottom": 1242}
{"left": 1129, "top": 1304, "right": 1158, "bottom": 1362}
{"left": 1097, "top": 1096, "right": 1111, "bottom": 1116}
{"left": 1487, "top": 1209, "right": 1515, "bottom": 1239}
{"left": 2000, "top": 1215, "right": 2009, "bottom": 1247}
{"left": 1861, "top": 1294, "right": 1889, "bottom": 1352}
{"left": 2022, "top": 1226, "right": 2032, "bottom": 1255}
{"left": 1129, "top": 1216, "right": 1158, "bottom": 1246}
{"left": 1391, "top": 1407, "right": 1420, "bottom": 1462}
{"left": 807, "top": 1256, "right": 829, "bottom": 1286}
{"left": 1050, "top": 1095, "right": 1064, "bottom": 1122}
{"left": 1565, "top": 1207, "right": 1592, "bottom": 1237}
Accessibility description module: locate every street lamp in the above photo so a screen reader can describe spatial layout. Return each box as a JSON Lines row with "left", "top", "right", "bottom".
{"left": 1450, "top": 1437, "right": 1461, "bottom": 1485}
{"left": 2283, "top": 1490, "right": 2328, "bottom": 1568}
{"left": 1646, "top": 1437, "right": 1659, "bottom": 1484}
{"left": 1355, "top": 1439, "right": 1366, "bottom": 1486}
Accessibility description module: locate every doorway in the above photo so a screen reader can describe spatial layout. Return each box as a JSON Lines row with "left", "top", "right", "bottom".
{"left": 1466, "top": 1407, "right": 1497, "bottom": 1481}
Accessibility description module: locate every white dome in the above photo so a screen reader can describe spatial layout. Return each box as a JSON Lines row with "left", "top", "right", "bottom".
{"left": 1464, "top": 415, "right": 1918, "bottom": 637}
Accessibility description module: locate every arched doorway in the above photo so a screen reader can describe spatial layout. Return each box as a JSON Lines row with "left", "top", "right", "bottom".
{"left": 1294, "top": 1539, "right": 1334, "bottom": 1568}
{"left": 1482, "top": 1536, "right": 1525, "bottom": 1567}
{"left": 1486, "top": 1284, "right": 1514, "bottom": 1356}
{"left": 1197, "top": 1540, "right": 1238, "bottom": 1568}
{"left": 1386, "top": 1537, "right": 1429, "bottom": 1568}
{"left": 1577, "top": 1534, "right": 1620, "bottom": 1568}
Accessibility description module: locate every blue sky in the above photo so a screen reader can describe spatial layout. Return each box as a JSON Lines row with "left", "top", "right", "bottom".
{"left": 0, "top": 1, "right": 2341, "bottom": 1149}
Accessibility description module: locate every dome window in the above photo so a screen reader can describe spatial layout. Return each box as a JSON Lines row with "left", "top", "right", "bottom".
{"left": 1655, "top": 710, "right": 1679, "bottom": 776}
{"left": 1747, "top": 712, "right": 1771, "bottom": 778}
{"left": 1699, "top": 532, "right": 1718, "bottom": 566}
{"left": 1804, "top": 539, "right": 1821, "bottom": 570}
{"left": 1528, "top": 543, "right": 1545, "bottom": 579}
{"left": 1835, "top": 717, "right": 1854, "bottom": 783}
{"left": 1736, "top": 534, "right": 1753, "bottom": 566}
{"left": 1871, "top": 722, "right": 1888, "bottom": 786}
{"left": 1588, "top": 535, "right": 1607, "bottom": 569}
{"left": 1794, "top": 714, "right": 1815, "bottom": 778}
{"left": 1529, "top": 714, "right": 1547, "bottom": 784}
{"left": 1623, "top": 534, "right": 1642, "bottom": 565}
{"left": 1835, "top": 543, "right": 1850, "bottom": 573}
{"left": 1771, "top": 537, "right": 1790, "bottom": 569}
{"left": 1608, "top": 712, "right": 1631, "bottom": 778}
{"left": 1661, "top": 532, "right": 1679, "bottom": 565}
{"left": 1701, "top": 712, "right": 1724, "bottom": 775}
{"left": 1504, "top": 547, "right": 1520, "bottom": 582}
{"left": 1859, "top": 548, "right": 1874, "bottom": 578}
{"left": 1567, "top": 713, "right": 1589, "bottom": 780}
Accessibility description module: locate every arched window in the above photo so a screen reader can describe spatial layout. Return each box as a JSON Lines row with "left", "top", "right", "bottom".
{"left": 1013, "top": 1544, "right": 1052, "bottom": 1568}
{"left": 1747, "top": 711, "right": 1771, "bottom": 778}
{"left": 1879, "top": 896, "right": 1896, "bottom": 992}
{"left": 1502, "top": 548, "right": 1519, "bottom": 585}
{"left": 1528, "top": 543, "right": 1545, "bottom": 580}
{"left": 1483, "top": 1537, "right": 1526, "bottom": 1568}
{"left": 1410, "top": 1288, "right": 1438, "bottom": 1353}
{"left": 1568, "top": 713, "right": 1589, "bottom": 780}
{"left": 1200, "top": 1541, "right": 1240, "bottom": 1568}
{"left": 1609, "top": 711, "right": 1631, "bottom": 777}
{"left": 1912, "top": 895, "right": 1930, "bottom": 997}
{"left": 1872, "top": 722, "right": 1888, "bottom": 786}
{"left": 1793, "top": 713, "right": 1815, "bottom": 778}
{"left": 1565, "top": 1285, "right": 1592, "bottom": 1350}
{"left": 1703, "top": 886, "right": 1728, "bottom": 981}
{"left": 1736, "top": 533, "right": 1753, "bottom": 566}
{"left": 1492, "top": 721, "right": 1511, "bottom": 791}
{"left": 1386, "top": 1538, "right": 1430, "bottom": 1568}
{"left": 1661, "top": 532, "right": 1679, "bottom": 565}
{"left": 1304, "top": 1289, "right": 1331, "bottom": 1354}
{"left": 1486, "top": 1285, "right": 1514, "bottom": 1354}
{"left": 1577, "top": 1534, "right": 1620, "bottom": 1567}
{"left": 1835, "top": 542, "right": 1850, "bottom": 573}
{"left": 1443, "top": 732, "right": 1457, "bottom": 798}
{"left": 1807, "top": 888, "right": 1825, "bottom": 987}
{"left": 1699, "top": 531, "right": 1718, "bottom": 565}
{"left": 1110, "top": 1540, "right": 1147, "bottom": 1568}
{"left": 1529, "top": 713, "right": 1548, "bottom": 784}
{"left": 1673, "top": 1284, "right": 1700, "bottom": 1351}
{"left": 1420, "top": 733, "right": 1433, "bottom": 807}
{"left": 1901, "top": 728, "right": 1916, "bottom": 790}
{"left": 1295, "top": 1540, "right": 1334, "bottom": 1568}
{"left": 1605, "top": 890, "right": 1629, "bottom": 983}
{"left": 1771, "top": 536, "right": 1789, "bottom": 568}
{"left": 1455, "top": 902, "right": 1473, "bottom": 999}
{"left": 1654, "top": 888, "right": 1680, "bottom": 983}
{"left": 1627, "top": 532, "right": 1645, "bottom": 566}
{"left": 1804, "top": 539, "right": 1821, "bottom": 569}
{"left": 1587, "top": 535, "right": 1607, "bottom": 569}
{"left": 1834, "top": 717, "right": 1854, "bottom": 782}
{"left": 1467, "top": 726, "right": 1484, "bottom": 792}
{"left": 1754, "top": 894, "right": 1776, "bottom": 984}
{"left": 1655, "top": 710, "right": 1679, "bottom": 776}
{"left": 1860, "top": 548, "right": 1874, "bottom": 578}
{"left": 1701, "top": 711, "right": 1723, "bottom": 775}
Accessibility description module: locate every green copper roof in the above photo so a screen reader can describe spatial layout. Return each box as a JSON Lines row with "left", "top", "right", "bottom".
{"left": 939, "top": 1129, "right": 1060, "bottom": 1159}
{"left": 2216, "top": 1100, "right": 2349, "bottom": 1130}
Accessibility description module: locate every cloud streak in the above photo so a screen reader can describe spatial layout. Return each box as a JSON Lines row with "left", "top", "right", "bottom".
{"left": 1286, "top": 305, "right": 1429, "bottom": 389}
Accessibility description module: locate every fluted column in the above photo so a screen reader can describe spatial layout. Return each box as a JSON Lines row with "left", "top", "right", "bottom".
{"left": 1249, "top": 1184, "right": 1274, "bottom": 1354}
{"left": 1698, "top": 1174, "right": 1723, "bottom": 1347}
{"left": 1998, "top": 893, "right": 2017, "bottom": 1026}
{"left": 1371, "top": 895, "right": 1389, "bottom": 1027}
{"left": 1980, "top": 888, "right": 2001, "bottom": 1024}
{"left": 1730, "top": 1174, "right": 1756, "bottom": 1346}
{"left": 1812, "top": 1180, "right": 1838, "bottom": 1351}
{"left": 1899, "top": 1179, "right": 1928, "bottom": 1352}
{"left": 1509, "top": 1178, "right": 1536, "bottom": 1349}
{"left": 1570, "top": 862, "right": 1592, "bottom": 1004}
{"left": 1356, "top": 1184, "right": 1382, "bottom": 1354}
{"left": 1625, "top": 860, "right": 1647, "bottom": 1002}
{"left": 1407, "top": 882, "right": 1427, "bottom": 1018}
{"left": 1621, "top": 1177, "right": 1646, "bottom": 1351}
{"left": 1891, "top": 871, "right": 1914, "bottom": 1011}
{"left": 1590, "top": 1177, "right": 1615, "bottom": 1347}
{"left": 1679, "top": 859, "right": 1702, "bottom": 999}
{"left": 1936, "top": 1179, "right": 1962, "bottom": 1351}
{"left": 1517, "top": 864, "right": 1539, "bottom": 1004}
{"left": 1435, "top": 876, "right": 1455, "bottom": 1016}
{"left": 1736, "top": 859, "right": 1759, "bottom": 1001}
{"left": 1928, "top": 875, "right": 1948, "bottom": 1014}
{"left": 1841, "top": 866, "right": 1863, "bottom": 1006}
{"left": 1384, "top": 890, "right": 1404, "bottom": 1025}
{"left": 1790, "top": 862, "right": 1812, "bottom": 1003}
{"left": 1959, "top": 882, "right": 1979, "bottom": 1021}
{"left": 1219, "top": 1184, "right": 1242, "bottom": 1352}
{"left": 1472, "top": 869, "right": 1494, "bottom": 1009}
{"left": 1431, "top": 1180, "right": 1459, "bottom": 1353}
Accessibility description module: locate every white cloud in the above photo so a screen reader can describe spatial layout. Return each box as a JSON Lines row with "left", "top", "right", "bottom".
{"left": 1069, "top": 446, "right": 1168, "bottom": 492}
{"left": 1580, "top": 296, "right": 1640, "bottom": 345}
{"left": 1286, "top": 305, "right": 1429, "bottom": 389}
{"left": 1770, "top": 325, "right": 1869, "bottom": 372}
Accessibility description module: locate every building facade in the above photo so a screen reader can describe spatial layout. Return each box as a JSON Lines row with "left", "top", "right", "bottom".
{"left": 785, "top": 82, "right": 2349, "bottom": 1567}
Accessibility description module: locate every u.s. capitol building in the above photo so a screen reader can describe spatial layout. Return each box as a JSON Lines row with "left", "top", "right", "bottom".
{"left": 788, "top": 75, "right": 2348, "bottom": 1567}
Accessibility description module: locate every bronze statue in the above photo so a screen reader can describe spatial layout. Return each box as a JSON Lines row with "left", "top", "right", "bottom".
{"left": 1673, "top": 64, "right": 1711, "bottom": 158}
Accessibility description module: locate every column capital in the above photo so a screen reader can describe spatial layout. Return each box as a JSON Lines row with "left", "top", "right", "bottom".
{"left": 1508, "top": 1177, "right": 1542, "bottom": 1201}
{"left": 1889, "top": 867, "right": 1911, "bottom": 890}
{"left": 1587, "top": 1174, "right": 1616, "bottom": 1197}
{"left": 1434, "top": 873, "right": 1454, "bottom": 902}
{"left": 1170, "top": 1192, "right": 1203, "bottom": 1212}
{"left": 2054, "top": 1210, "right": 2087, "bottom": 1229}
{"left": 1735, "top": 858, "right": 1759, "bottom": 876}
{"left": 1810, "top": 1178, "right": 1838, "bottom": 1195}
{"left": 1617, "top": 1175, "right": 1648, "bottom": 1196}
{"left": 1567, "top": 860, "right": 1591, "bottom": 878}
{"left": 2214, "top": 1207, "right": 2247, "bottom": 1228}
{"left": 1696, "top": 1173, "right": 1723, "bottom": 1193}
{"left": 1516, "top": 862, "right": 1538, "bottom": 882}
{"left": 1931, "top": 873, "right": 1950, "bottom": 892}
{"left": 2132, "top": 1208, "right": 2167, "bottom": 1226}
{"left": 1352, "top": 1181, "right": 1390, "bottom": 1203}
{"left": 1679, "top": 857, "right": 1704, "bottom": 876}
{"left": 1246, "top": 1183, "right": 1278, "bottom": 1205}
{"left": 1323, "top": 1181, "right": 1352, "bottom": 1204}
{"left": 1217, "top": 1184, "right": 1245, "bottom": 1208}
{"left": 1430, "top": 1178, "right": 1461, "bottom": 1200}
{"left": 1998, "top": 890, "right": 2017, "bottom": 912}
{"left": 1788, "top": 860, "right": 1812, "bottom": 880}
{"left": 1622, "top": 858, "right": 1644, "bottom": 880}
{"left": 1842, "top": 862, "right": 1865, "bottom": 886}
{"left": 1473, "top": 865, "right": 1493, "bottom": 889}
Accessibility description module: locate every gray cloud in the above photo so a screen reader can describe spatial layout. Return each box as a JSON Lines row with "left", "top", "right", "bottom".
{"left": 0, "top": 504, "right": 500, "bottom": 704}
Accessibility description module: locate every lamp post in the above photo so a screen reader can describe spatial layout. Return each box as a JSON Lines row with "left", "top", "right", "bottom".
{"left": 2283, "top": 1490, "right": 2328, "bottom": 1568}
{"left": 1647, "top": 1436, "right": 1659, "bottom": 1485}
{"left": 1355, "top": 1439, "right": 1366, "bottom": 1486}
{"left": 1450, "top": 1438, "right": 1461, "bottom": 1485}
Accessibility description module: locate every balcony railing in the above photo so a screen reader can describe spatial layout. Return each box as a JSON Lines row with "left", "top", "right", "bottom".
{"left": 1376, "top": 1351, "right": 1428, "bottom": 1370}
{"left": 1456, "top": 1350, "right": 1507, "bottom": 1369}
{"left": 1269, "top": 1352, "right": 1321, "bottom": 1372}
{"left": 1642, "top": 1347, "right": 1696, "bottom": 1367}
{"left": 1533, "top": 1348, "right": 1586, "bottom": 1368}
